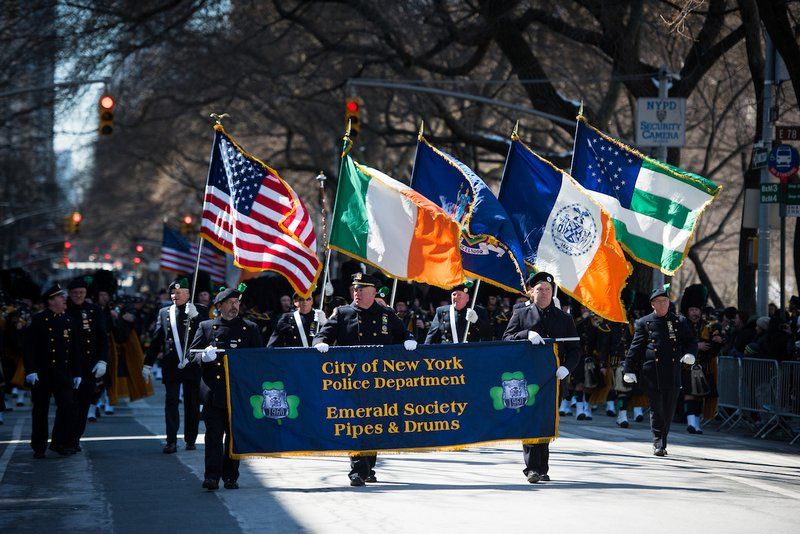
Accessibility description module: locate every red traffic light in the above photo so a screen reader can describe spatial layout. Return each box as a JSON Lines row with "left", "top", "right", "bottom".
{"left": 71, "top": 211, "right": 82, "bottom": 224}
{"left": 64, "top": 241, "right": 72, "bottom": 249}
{"left": 135, "top": 244, "right": 144, "bottom": 253}
{"left": 346, "top": 100, "right": 359, "bottom": 113}
{"left": 99, "top": 95, "right": 115, "bottom": 110}
{"left": 133, "top": 257, "right": 142, "bottom": 265}
{"left": 183, "top": 215, "right": 193, "bottom": 225}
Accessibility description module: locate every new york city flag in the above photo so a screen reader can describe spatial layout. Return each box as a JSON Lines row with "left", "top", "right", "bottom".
{"left": 499, "top": 138, "right": 630, "bottom": 322}
{"left": 411, "top": 137, "right": 526, "bottom": 294}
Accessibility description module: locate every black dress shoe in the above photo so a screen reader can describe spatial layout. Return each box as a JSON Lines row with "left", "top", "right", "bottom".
{"left": 33, "top": 451, "right": 45, "bottom": 459}
{"left": 653, "top": 447, "right": 666, "bottom": 457}
{"left": 349, "top": 475, "right": 365, "bottom": 487}
{"left": 364, "top": 475, "right": 377, "bottom": 483}
{"left": 185, "top": 443, "right": 196, "bottom": 451}
{"left": 202, "top": 479, "right": 219, "bottom": 491}
{"left": 539, "top": 474, "right": 550, "bottom": 482}
{"left": 634, "top": 414, "right": 644, "bottom": 422}
{"left": 163, "top": 443, "right": 177, "bottom": 454}
{"left": 526, "top": 471, "right": 541, "bottom": 483}
{"left": 223, "top": 480, "right": 239, "bottom": 489}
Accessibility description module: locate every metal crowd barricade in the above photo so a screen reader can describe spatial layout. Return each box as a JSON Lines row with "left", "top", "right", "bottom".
{"left": 775, "top": 361, "right": 800, "bottom": 444}
{"left": 740, "top": 358, "right": 780, "bottom": 438}
{"left": 715, "top": 356, "right": 744, "bottom": 432}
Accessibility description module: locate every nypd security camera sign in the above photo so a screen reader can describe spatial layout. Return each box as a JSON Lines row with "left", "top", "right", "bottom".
{"left": 636, "top": 98, "right": 686, "bottom": 148}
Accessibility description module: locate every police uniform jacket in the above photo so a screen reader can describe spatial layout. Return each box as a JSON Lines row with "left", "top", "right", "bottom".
{"left": 425, "top": 304, "right": 491, "bottom": 344}
{"left": 144, "top": 303, "right": 207, "bottom": 383}
{"left": 23, "top": 309, "right": 80, "bottom": 389}
{"left": 67, "top": 301, "right": 109, "bottom": 379}
{"left": 502, "top": 301, "right": 582, "bottom": 372}
{"left": 623, "top": 311, "right": 697, "bottom": 391}
{"left": 191, "top": 316, "right": 263, "bottom": 408}
{"left": 313, "top": 302, "right": 412, "bottom": 346}
{"left": 267, "top": 311, "right": 319, "bottom": 347}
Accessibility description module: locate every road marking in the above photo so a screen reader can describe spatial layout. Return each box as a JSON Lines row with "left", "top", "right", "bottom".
{"left": 0, "top": 433, "right": 205, "bottom": 445}
{"left": 559, "top": 429, "right": 800, "bottom": 500}
{"left": 0, "top": 418, "right": 24, "bottom": 482}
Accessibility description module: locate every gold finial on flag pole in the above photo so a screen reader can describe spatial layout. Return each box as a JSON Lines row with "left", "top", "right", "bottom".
{"left": 418, "top": 120, "right": 424, "bottom": 139}
{"left": 210, "top": 113, "right": 230, "bottom": 126}
{"left": 577, "top": 101, "right": 584, "bottom": 120}
{"left": 511, "top": 120, "right": 520, "bottom": 140}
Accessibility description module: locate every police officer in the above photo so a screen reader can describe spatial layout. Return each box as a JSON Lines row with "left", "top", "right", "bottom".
{"left": 23, "top": 284, "right": 80, "bottom": 458}
{"left": 66, "top": 276, "right": 109, "bottom": 450}
{"left": 425, "top": 281, "right": 491, "bottom": 344}
{"left": 503, "top": 272, "right": 579, "bottom": 483}
{"left": 267, "top": 292, "right": 327, "bottom": 348}
{"left": 191, "top": 284, "right": 263, "bottom": 490}
{"left": 623, "top": 285, "right": 697, "bottom": 456}
{"left": 312, "top": 272, "right": 417, "bottom": 487}
{"left": 143, "top": 277, "right": 206, "bottom": 454}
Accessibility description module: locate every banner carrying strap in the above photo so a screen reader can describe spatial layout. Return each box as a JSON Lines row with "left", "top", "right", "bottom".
{"left": 168, "top": 305, "right": 186, "bottom": 368}
{"left": 448, "top": 305, "right": 460, "bottom": 344}
{"left": 293, "top": 310, "right": 309, "bottom": 348}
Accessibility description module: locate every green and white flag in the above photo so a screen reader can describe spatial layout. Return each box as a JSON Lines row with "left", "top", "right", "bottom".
{"left": 571, "top": 118, "right": 721, "bottom": 274}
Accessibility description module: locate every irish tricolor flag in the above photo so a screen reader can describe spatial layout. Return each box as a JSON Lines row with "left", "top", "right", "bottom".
{"left": 329, "top": 153, "right": 465, "bottom": 288}
{"left": 500, "top": 139, "right": 631, "bottom": 323}
{"left": 571, "top": 118, "right": 721, "bottom": 274}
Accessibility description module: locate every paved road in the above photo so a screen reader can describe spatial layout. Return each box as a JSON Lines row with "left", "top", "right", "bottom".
{"left": 1, "top": 388, "right": 798, "bottom": 533}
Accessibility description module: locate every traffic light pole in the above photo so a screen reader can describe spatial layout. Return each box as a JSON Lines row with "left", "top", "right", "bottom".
{"left": 757, "top": 35, "right": 776, "bottom": 317}
{"left": 347, "top": 79, "right": 575, "bottom": 127}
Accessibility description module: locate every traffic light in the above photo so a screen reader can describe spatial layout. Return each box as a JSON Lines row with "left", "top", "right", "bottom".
{"left": 135, "top": 244, "right": 144, "bottom": 254}
{"left": 64, "top": 241, "right": 72, "bottom": 250}
{"left": 181, "top": 215, "right": 193, "bottom": 236}
{"left": 345, "top": 98, "right": 361, "bottom": 139}
{"left": 98, "top": 94, "right": 115, "bottom": 135}
{"left": 133, "top": 257, "right": 142, "bottom": 265}
{"left": 70, "top": 211, "right": 82, "bottom": 234}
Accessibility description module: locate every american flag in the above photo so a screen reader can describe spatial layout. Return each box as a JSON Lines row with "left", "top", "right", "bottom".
{"left": 200, "top": 126, "right": 321, "bottom": 296}
{"left": 160, "top": 226, "right": 227, "bottom": 283}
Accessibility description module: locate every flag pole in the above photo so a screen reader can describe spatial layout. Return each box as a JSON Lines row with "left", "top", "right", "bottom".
{"left": 182, "top": 113, "right": 225, "bottom": 356}
{"left": 461, "top": 279, "right": 482, "bottom": 342}
{"left": 568, "top": 102, "right": 584, "bottom": 176}
{"left": 318, "top": 121, "right": 353, "bottom": 313}
{"left": 389, "top": 278, "right": 399, "bottom": 308}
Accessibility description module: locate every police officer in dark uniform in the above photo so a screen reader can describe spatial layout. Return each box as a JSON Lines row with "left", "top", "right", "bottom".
{"left": 623, "top": 285, "right": 697, "bottom": 456}
{"left": 503, "top": 272, "right": 580, "bottom": 483}
{"left": 190, "top": 284, "right": 263, "bottom": 490}
{"left": 267, "top": 292, "right": 327, "bottom": 348}
{"left": 143, "top": 277, "right": 206, "bottom": 454}
{"left": 65, "top": 276, "right": 109, "bottom": 450}
{"left": 425, "top": 281, "right": 491, "bottom": 344}
{"left": 313, "top": 272, "right": 416, "bottom": 487}
{"left": 23, "top": 284, "right": 81, "bottom": 458}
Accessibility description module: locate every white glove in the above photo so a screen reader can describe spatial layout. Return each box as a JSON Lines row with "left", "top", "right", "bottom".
{"left": 465, "top": 309, "right": 478, "bottom": 324}
{"left": 185, "top": 302, "right": 199, "bottom": 319}
{"left": 26, "top": 372, "right": 39, "bottom": 385}
{"left": 201, "top": 345, "right": 218, "bottom": 363}
{"left": 623, "top": 373, "right": 637, "bottom": 383}
{"left": 315, "top": 342, "right": 329, "bottom": 353}
{"left": 324, "top": 281, "right": 334, "bottom": 297}
{"left": 555, "top": 366, "right": 569, "bottom": 380}
{"left": 142, "top": 365, "right": 152, "bottom": 383}
{"left": 73, "top": 377, "right": 82, "bottom": 389}
{"left": 404, "top": 339, "right": 418, "bottom": 351}
{"left": 680, "top": 353, "right": 696, "bottom": 365}
{"left": 314, "top": 309, "right": 328, "bottom": 326}
{"left": 527, "top": 331, "right": 544, "bottom": 345}
{"left": 92, "top": 360, "right": 107, "bottom": 378}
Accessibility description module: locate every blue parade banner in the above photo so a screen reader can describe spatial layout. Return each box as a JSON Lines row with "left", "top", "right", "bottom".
{"left": 224, "top": 341, "right": 559, "bottom": 458}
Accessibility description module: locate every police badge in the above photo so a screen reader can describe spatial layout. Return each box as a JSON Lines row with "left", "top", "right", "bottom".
{"left": 262, "top": 388, "right": 289, "bottom": 419}
{"left": 501, "top": 378, "right": 529, "bottom": 409}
